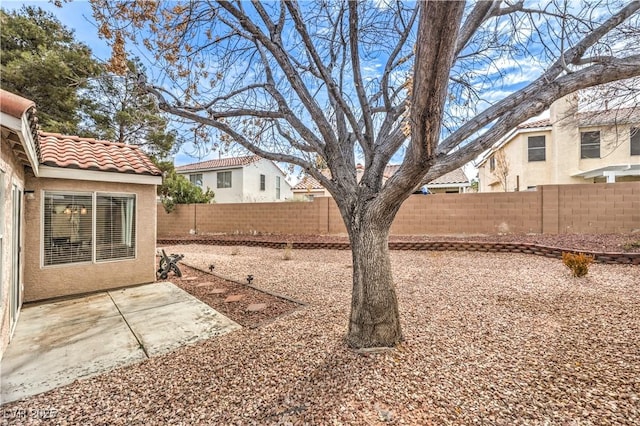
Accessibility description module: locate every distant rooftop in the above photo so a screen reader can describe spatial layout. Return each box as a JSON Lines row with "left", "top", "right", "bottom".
{"left": 175, "top": 155, "right": 261, "bottom": 172}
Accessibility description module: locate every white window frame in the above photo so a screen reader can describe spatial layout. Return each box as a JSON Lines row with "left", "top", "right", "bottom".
{"left": 527, "top": 136, "right": 546, "bottom": 162}
{"left": 276, "top": 176, "right": 281, "bottom": 200}
{"left": 189, "top": 173, "right": 203, "bottom": 187}
{"left": 260, "top": 174, "right": 266, "bottom": 191}
{"left": 217, "top": 171, "right": 232, "bottom": 188}
{"left": 581, "top": 131, "right": 601, "bottom": 159}
{"left": 41, "top": 190, "right": 138, "bottom": 268}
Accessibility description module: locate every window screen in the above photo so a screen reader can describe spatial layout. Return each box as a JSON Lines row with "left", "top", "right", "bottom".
{"left": 581, "top": 131, "right": 600, "bottom": 159}
{"left": 96, "top": 194, "right": 136, "bottom": 262}
{"left": 260, "top": 174, "right": 266, "bottom": 191}
{"left": 43, "top": 193, "right": 93, "bottom": 266}
{"left": 217, "top": 171, "right": 232, "bottom": 188}
{"left": 189, "top": 174, "right": 203, "bottom": 187}
{"left": 528, "top": 136, "right": 546, "bottom": 161}
{"left": 631, "top": 128, "right": 640, "bottom": 156}
{"left": 276, "top": 176, "right": 281, "bottom": 199}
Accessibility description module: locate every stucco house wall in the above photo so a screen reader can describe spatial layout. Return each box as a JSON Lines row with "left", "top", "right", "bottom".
{"left": 241, "top": 159, "right": 293, "bottom": 202}
{"left": 478, "top": 95, "right": 640, "bottom": 192}
{"left": 201, "top": 167, "right": 245, "bottom": 203}
{"left": 179, "top": 156, "right": 292, "bottom": 203}
{"left": 0, "top": 137, "right": 26, "bottom": 359}
{"left": 22, "top": 176, "right": 158, "bottom": 302}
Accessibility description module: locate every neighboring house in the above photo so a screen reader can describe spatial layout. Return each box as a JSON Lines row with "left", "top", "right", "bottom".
{"left": 0, "top": 89, "right": 162, "bottom": 359}
{"left": 176, "top": 155, "right": 293, "bottom": 203}
{"left": 292, "top": 164, "right": 470, "bottom": 199}
{"left": 477, "top": 95, "right": 640, "bottom": 192}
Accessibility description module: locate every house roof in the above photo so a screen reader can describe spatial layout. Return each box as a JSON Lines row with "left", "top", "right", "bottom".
{"left": 292, "top": 174, "right": 325, "bottom": 191}
{"left": 175, "top": 155, "right": 261, "bottom": 172}
{"left": 578, "top": 107, "right": 640, "bottom": 127}
{"left": 38, "top": 132, "right": 162, "bottom": 176}
{"left": 0, "top": 89, "right": 40, "bottom": 172}
{"left": 0, "top": 89, "right": 36, "bottom": 119}
{"left": 518, "top": 118, "right": 551, "bottom": 129}
{"left": 293, "top": 165, "right": 469, "bottom": 191}
{"left": 427, "top": 168, "right": 470, "bottom": 186}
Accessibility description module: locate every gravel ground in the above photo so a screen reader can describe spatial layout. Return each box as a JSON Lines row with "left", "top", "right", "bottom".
{"left": 168, "top": 264, "right": 302, "bottom": 328}
{"left": 3, "top": 245, "right": 640, "bottom": 425}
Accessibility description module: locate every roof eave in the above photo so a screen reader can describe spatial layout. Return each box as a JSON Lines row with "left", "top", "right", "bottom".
{"left": 38, "top": 165, "right": 162, "bottom": 185}
{"left": 0, "top": 111, "right": 40, "bottom": 176}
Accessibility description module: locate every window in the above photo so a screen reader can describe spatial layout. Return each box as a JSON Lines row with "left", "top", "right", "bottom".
{"left": 260, "top": 174, "right": 266, "bottom": 191}
{"left": 489, "top": 156, "right": 495, "bottom": 171}
{"left": 217, "top": 171, "right": 232, "bottom": 188}
{"left": 528, "top": 136, "right": 546, "bottom": 161}
{"left": 189, "top": 174, "right": 203, "bottom": 187}
{"left": 581, "top": 131, "right": 600, "bottom": 159}
{"left": 631, "top": 127, "right": 640, "bottom": 156}
{"left": 43, "top": 192, "right": 136, "bottom": 266}
{"left": 95, "top": 194, "right": 136, "bottom": 261}
{"left": 43, "top": 193, "right": 93, "bottom": 266}
{"left": 276, "top": 176, "right": 281, "bottom": 200}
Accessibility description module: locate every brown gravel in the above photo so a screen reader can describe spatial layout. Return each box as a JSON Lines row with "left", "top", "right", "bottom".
{"left": 3, "top": 244, "right": 640, "bottom": 425}
{"left": 166, "top": 263, "right": 302, "bottom": 328}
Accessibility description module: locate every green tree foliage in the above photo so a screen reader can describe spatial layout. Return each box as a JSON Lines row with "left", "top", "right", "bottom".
{"left": 0, "top": 6, "right": 101, "bottom": 134}
{"left": 157, "top": 164, "right": 214, "bottom": 213}
{"left": 81, "top": 59, "right": 181, "bottom": 160}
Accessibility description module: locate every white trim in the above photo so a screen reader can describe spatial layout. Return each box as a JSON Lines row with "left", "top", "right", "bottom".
{"left": 40, "top": 190, "right": 138, "bottom": 267}
{"left": 38, "top": 165, "right": 161, "bottom": 185}
{"left": 425, "top": 182, "right": 471, "bottom": 188}
{"left": 572, "top": 164, "right": 640, "bottom": 179}
{"left": 0, "top": 112, "right": 40, "bottom": 176}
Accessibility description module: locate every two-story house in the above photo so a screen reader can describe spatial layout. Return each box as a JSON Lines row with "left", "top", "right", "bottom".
{"left": 477, "top": 95, "right": 640, "bottom": 192}
{"left": 175, "top": 155, "right": 292, "bottom": 203}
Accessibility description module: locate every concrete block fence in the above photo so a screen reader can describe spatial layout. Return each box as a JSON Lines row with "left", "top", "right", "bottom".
{"left": 158, "top": 182, "right": 640, "bottom": 238}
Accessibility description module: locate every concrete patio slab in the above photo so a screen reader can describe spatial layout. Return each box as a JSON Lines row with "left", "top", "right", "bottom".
{"left": 1, "top": 282, "right": 240, "bottom": 404}
{"left": 109, "top": 282, "right": 190, "bottom": 313}
{"left": 124, "top": 298, "right": 242, "bottom": 356}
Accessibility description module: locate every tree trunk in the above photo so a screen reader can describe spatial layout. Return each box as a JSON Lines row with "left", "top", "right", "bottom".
{"left": 346, "top": 210, "right": 402, "bottom": 348}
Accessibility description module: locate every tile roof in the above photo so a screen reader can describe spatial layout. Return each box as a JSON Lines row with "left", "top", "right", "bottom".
{"left": 38, "top": 132, "right": 162, "bottom": 176}
{"left": 427, "top": 168, "right": 469, "bottom": 185}
{"left": 0, "top": 89, "right": 40, "bottom": 169}
{"left": 0, "top": 89, "right": 36, "bottom": 119}
{"left": 175, "top": 155, "right": 261, "bottom": 172}
{"left": 293, "top": 166, "right": 468, "bottom": 190}
{"left": 518, "top": 118, "right": 551, "bottom": 129}
{"left": 577, "top": 107, "right": 640, "bottom": 127}
{"left": 292, "top": 174, "right": 325, "bottom": 190}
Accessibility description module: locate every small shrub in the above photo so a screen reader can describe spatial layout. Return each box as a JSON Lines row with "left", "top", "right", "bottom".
{"left": 622, "top": 240, "right": 640, "bottom": 251}
{"left": 562, "top": 252, "right": 594, "bottom": 278}
{"left": 283, "top": 242, "right": 294, "bottom": 260}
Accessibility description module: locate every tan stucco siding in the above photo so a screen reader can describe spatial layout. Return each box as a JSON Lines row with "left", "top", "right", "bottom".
{"left": 23, "top": 176, "right": 157, "bottom": 302}
{"left": 0, "top": 136, "right": 26, "bottom": 358}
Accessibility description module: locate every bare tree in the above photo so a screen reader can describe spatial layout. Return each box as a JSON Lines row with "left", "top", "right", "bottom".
{"left": 91, "top": 0, "right": 640, "bottom": 348}
{"left": 493, "top": 149, "right": 510, "bottom": 192}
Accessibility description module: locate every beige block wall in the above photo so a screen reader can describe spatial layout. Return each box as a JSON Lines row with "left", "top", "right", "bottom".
{"left": 0, "top": 137, "right": 26, "bottom": 359}
{"left": 158, "top": 183, "right": 640, "bottom": 237}
{"left": 23, "top": 175, "right": 158, "bottom": 302}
